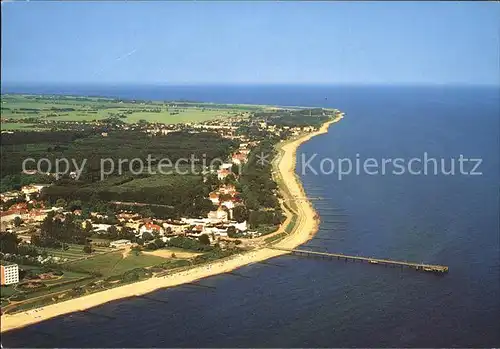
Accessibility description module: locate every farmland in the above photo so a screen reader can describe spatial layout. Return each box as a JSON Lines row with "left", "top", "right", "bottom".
{"left": 1, "top": 94, "right": 254, "bottom": 125}
{"left": 0, "top": 123, "right": 39, "bottom": 131}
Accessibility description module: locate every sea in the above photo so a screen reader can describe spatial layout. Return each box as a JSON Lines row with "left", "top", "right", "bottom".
{"left": 1, "top": 84, "right": 499, "bottom": 348}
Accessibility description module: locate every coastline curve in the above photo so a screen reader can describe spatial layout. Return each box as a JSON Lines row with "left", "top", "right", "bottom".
{"left": 0, "top": 114, "right": 344, "bottom": 333}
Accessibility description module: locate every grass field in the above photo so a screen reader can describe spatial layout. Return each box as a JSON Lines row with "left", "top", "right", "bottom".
{"left": 69, "top": 251, "right": 167, "bottom": 277}
{"left": 1, "top": 122, "right": 39, "bottom": 130}
{"left": 123, "top": 108, "right": 233, "bottom": 124}
{"left": 0, "top": 285, "right": 17, "bottom": 298}
{"left": 0, "top": 247, "right": 192, "bottom": 313}
{"left": 1, "top": 94, "right": 254, "bottom": 125}
{"left": 39, "top": 243, "right": 113, "bottom": 262}
{"left": 0, "top": 266, "right": 92, "bottom": 308}
{"left": 143, "top": 247, "right": 202, "bottom": 259}
{"left": 113, "top": 174, "right": 200, "bottom": 190}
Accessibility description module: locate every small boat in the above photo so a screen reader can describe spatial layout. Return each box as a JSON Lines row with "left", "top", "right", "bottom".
{"left": 369, "top": 260, "right": 378, "bottom": 264}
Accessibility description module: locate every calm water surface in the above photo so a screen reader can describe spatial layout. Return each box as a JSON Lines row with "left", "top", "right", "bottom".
{"left": 2, "top": 85, "right": 499, "bottom": 347}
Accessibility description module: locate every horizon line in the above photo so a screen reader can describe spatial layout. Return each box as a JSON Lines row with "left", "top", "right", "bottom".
{"left": 2, "top": 81, "right": 499, "bottom": 88}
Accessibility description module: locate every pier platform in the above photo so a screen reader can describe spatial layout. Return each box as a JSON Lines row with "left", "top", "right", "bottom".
{"left": 271, "top": 247, "right": 449, "bottom": 273}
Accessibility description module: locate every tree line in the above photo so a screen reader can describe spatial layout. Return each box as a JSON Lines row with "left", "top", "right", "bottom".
{"left": 239, "top": 140, "right": 284, "bottom": 228}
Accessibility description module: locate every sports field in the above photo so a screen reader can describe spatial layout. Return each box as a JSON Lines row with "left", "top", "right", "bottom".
{"left": 67, "top": 251, "right": 167, "bottom": 277}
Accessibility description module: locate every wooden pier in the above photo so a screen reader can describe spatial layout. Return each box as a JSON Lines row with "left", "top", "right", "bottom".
{"left": 272, "top": 247, "right": 449, "bottom": 274}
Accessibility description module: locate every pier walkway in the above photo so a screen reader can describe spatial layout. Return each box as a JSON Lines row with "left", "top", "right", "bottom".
{"left": 271, "top": 247, "right": 449, "bottom": 274}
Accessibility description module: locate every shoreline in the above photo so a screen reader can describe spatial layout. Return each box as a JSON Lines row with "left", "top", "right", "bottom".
{"left": 0, "top": 114, "right": 344, "bottom": 333}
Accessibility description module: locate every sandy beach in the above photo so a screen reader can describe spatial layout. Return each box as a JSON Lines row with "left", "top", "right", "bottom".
{"left": 0, "top": 114, "right": 343, "bottom": 333}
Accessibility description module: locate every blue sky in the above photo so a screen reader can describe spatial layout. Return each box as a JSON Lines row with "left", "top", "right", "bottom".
{"left": 2, "top": 1, "right": 499, "bottom": 85}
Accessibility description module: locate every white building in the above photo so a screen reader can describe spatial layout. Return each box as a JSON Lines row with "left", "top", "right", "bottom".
{"left": 110, "top": 239, "right": 132, "bottom": 248}
{"left": 27, "top": 209, "right": 47, "bottom": 222}
{"left": 209, "top": 192, "right": 220, "bottom": 205}
{"left": 163, "top": 222, "right": 190, "bottom": 234}
{"left": 208, "top": 207, "right": 228, "bottom": 223}
{"left": 230, "top": 220, "right": 247, "bottom": 232}
{"left": 231, "top": 153, "right": 247, "bottom": 165}
{"left": 139, "top": 223, "right": 165, "bottom": 236}
{"left": 219, "top": 185, "right": 236, "bottom": 195}
{"left": 220, "top": 200, "right": 235, "bottom": 210}
{"left": 92, "top": 223, "right": 112, "bottom": 233}
{"left": 1, "top": 262, "right": 19, "bottom": 285}
{"left": 0, "top": 212, "right": 24, "bottom": 224}
{"left": 217, "top": 169, "right": 231, "bottom": 181}
{"left": 0, "top": 191, "right": 21, "bottom": 203}
{"left": 219, "top": 163, "right": 233, "bottom": 170}
{"left": 181, "top": 217, "right": 212, "bottom": 225}
{"left": 205, "top": 227, "right": 228, "bottom": 237}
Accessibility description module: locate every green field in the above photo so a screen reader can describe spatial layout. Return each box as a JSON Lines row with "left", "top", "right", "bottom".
{"left": 0, "top": 122, "right": 39, "bottom": 130}
{"left": 0, "top": 266, "right": 92, "bottom": 308}
{"left": 122, "top": 108, "right": 234, "bottom": 124}
{"left": 0, "top": 252, "right": 169, "bottom": 313}
{"left": 0, "top": 285, "right": 17, "bottom": 298}
{"left": 69, "top": 251, "right": 167, "bottom": 277}
{"left": 114, "top": 174, "right": 200, "bottom": 190}
{"left": 39, "top": 243, "right": 113, "bottom": 262}
{"left": 1, "top": 94, "right": 254, "bottom": 125}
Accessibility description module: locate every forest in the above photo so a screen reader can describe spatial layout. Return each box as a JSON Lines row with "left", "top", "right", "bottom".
{"left": 254, "top": 108, "right": 333, "bottom": 127}
{"left": 1, "top": 130, "right": 236, "bottom": 184}
{"left": 239, "top": 140, "right": 284, "bottom": 228}
{"left": 41, "top": 174, "right": 214, "bottom": 218}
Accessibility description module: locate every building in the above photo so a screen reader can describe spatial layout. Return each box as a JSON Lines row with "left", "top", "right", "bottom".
{"left": 205, "top": 226, "right": 228, "bottom": 237}
{"left": 0, "top": 261, "right": 19, "bottom": 285}
{"left": 229, "top": 220, "right": 247, "bottom": 232}
{"left": 27, "top": 209, "right": 47, "bottom": 222}
{"left": 110, "top": 239, "right": 132, "bottom": 248}
{"left": 125, "top": 221, "right": 141, "bottom": 231}
{"left": 239, "top": 148, "right": 251, "bottom": 156}
{"left": 92, "top": 223, "right": 112, "bottom": 234}
{"left": 139, "top": 223, "right": 165, "bottom": 236}
{"left": 163, "top": 221, "right": 190, "bottom": 234}
{"left": 217, "top": 169, "right": 231, "bottom": 181}
{"left": 231, "top": 152, "right": 247, "bottom": 165}
{"left": 21, "top": 186, "right": 39, "bottom": 200}
{"left": 1, "top": 191, "right": 22, "bottom": 203}
{"left": 9, "top": 203, "right": 28, "bottom": 213}
{"left": 220, "top": 200, "right": 235, "bottom": 210}
{"left": 181, "top": 217, "right": 211, "bottom": 226}
{"left": 208, "top": 207, "right": 228, "bottom": 223}
{"left": 0, "top": 210, "right": 25, "bottom": 224}
{"left": 219, "top": 184, "right": 236, "bottom": 196}
{"left": 219, "top": 163, "right": 233, "bottom": 170}
{"left": 191, "top": 225, "right": 205, "bottom": 235}
{"left": 117, "top": 212, "right": 140, "bottom": 222}
{"left": 209, "top": 192, "right": 220, "bottom": 205}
